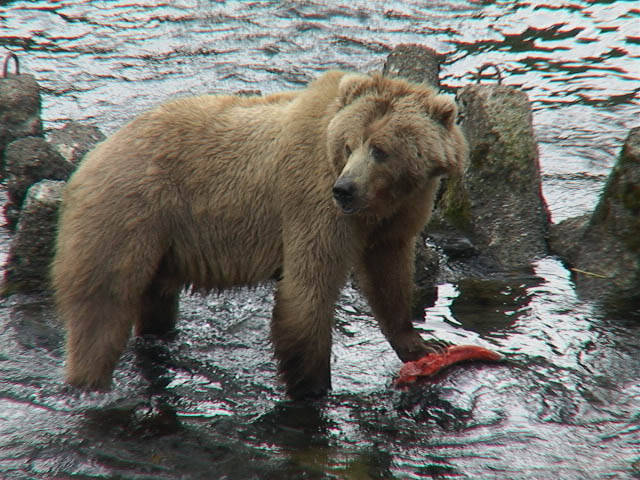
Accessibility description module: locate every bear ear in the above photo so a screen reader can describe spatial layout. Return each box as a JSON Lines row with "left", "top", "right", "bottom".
{"left": 338, "top": 73, "right": 373, "bottom": 107}
{"left": 426, "top": 95, "right": 458, "bottom": 130}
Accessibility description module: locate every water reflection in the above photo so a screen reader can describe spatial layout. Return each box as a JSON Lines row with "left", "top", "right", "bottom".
{"left": 450, "top": 276, "right": 537, "bottom": 336}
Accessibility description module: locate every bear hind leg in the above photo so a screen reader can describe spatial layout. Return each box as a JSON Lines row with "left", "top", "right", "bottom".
{"left": 64, "top": 295, "right": 138, "bottom": 390}
{"left": 135, "top": 257, "right": 180, "bottom": 337}
{"left": 136, "top": 286, "right": 179, "bottom": 337}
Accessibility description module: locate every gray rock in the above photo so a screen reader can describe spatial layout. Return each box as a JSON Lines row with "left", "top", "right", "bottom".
{"left": 3, "top": 180, "right": 65, "bottom": 294}
{"left": 47, "top": 121, "right": 105, "bottom": 165}
{"left": 383, "top": 47, "right": 550, "bottom": 276}
{"left": 3, "top": 136, "right": 73, "bottom": 227}
{"left": 551, "top": 128, "right": 640, "bottom": 307}
{"left": 548, "top": 214, "right": 589, "bottom": 265}
{"left": 383, "top": 44, "right": 441, "bottom": 88}
{"left": 0, "top": 74, "right": 42, "bottom": 168}
{"left": 435, "top": 85, "right": 550, "bottom": 270}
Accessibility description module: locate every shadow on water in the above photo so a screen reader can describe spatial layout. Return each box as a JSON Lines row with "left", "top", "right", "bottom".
{"left": 0, "top": 0, "right": 639, "bottom": 478}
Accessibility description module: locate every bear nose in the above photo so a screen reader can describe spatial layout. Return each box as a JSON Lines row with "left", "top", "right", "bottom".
{"left": 332, "top": 178, "right": 357, "bottom": 204}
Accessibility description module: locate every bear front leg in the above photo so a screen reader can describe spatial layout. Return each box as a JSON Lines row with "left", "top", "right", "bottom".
{"left": 357, "top": 237, "right": 439, "bottom": 362}
{"left": 271, "top": 220, "right": 350, "bottom": 399}
{"left": 271, "top": 277, "right": 342, "bottom": 399}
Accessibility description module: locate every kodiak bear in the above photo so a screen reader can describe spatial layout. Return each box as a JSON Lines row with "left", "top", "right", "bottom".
{"left": 52, "top": 71, "right": 467, "bottom": 399}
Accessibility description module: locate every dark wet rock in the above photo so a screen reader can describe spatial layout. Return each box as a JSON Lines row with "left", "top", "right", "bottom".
{"left": 427, "top": 228, "right": 478, "bottom": 260}
{"left": 47, "top": 121, "right": 105, "bottom": 165}
{"left": 0, "top": 73, "right": 42, "bottom": 169}
{"left": 3, "top": 293, "right": 62, "bottom": 350}
{"left": 412, "top": 237, "right": 440, "bottom": 317}
{"left": 434, "top": 85, "right": 550, "bottom": 271}
{"left": 235, "top": 89, "right": 262, "bottom": 96}
{"left": 383, "top": 44, "right": 441, "bottom": 88}
{"left": 3, "top": 136, "right": 73, "bottom": 227}
{"left": 3, "top": 180, "right": 65, "bottom": 294}
{"left": 548, "top": 214, "right": 589, "bottom": 265}
{"left": 550, "top": 127, "right": 640, "bottom": 306}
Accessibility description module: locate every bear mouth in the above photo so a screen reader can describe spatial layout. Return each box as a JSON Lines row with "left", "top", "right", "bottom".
{"left": 332, "top": 181, "right": 361, "bottom": 215}
{"left": 339, "top": 204, "right": 358, "bottom": 215}
{"left": 333, "top": 198, "right": 360, "bottom": 215}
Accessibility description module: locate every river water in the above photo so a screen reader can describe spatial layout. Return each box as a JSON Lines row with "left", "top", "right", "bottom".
{"left": 1, "top": 1, "right": 639, "bottom": 479}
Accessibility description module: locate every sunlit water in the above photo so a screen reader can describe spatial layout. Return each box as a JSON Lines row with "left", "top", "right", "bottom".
{"left": 1, "top": 1, "right": 639, "bottom": 479}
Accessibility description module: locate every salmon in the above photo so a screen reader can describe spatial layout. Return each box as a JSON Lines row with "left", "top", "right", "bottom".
{"left": 395, "top": 345, "right": 503, "bottom": 386}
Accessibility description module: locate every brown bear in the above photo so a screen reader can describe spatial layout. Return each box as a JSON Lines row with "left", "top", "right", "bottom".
{"left": 52, "top": 71, "right": 467, "bottom": 399}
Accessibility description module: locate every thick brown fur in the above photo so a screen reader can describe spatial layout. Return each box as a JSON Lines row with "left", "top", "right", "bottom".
{"left": 52, "top": 71, "right": 467, "bottom": 399}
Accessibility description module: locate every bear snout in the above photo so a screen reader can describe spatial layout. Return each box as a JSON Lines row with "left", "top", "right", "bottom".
{"left": 332, "top": 177, "right": 359, "bottom": 214}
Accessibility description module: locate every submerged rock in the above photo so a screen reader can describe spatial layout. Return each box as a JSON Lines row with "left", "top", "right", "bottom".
{"left": 0, "top": 73, "right": 42, "bottom": 168}
{"left": 3, "top": 136, "right": 73, "bottom": 228}
{"left": 550, "top": 127, "right": 640, "bottom": 307}
{"left": 434, "top": 85, "right": 550, "bottom": 272}
{"left": 3, "top": 180, "right": 65, "bottom": 294}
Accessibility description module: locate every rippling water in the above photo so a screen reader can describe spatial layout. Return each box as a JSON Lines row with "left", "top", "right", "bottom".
{"left": 1, "top": 1, "right": 639, "bottom": 479}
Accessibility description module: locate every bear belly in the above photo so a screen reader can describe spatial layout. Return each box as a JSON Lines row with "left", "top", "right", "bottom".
{"left": 172, "top": 208, "right": 284, "bottom": 291}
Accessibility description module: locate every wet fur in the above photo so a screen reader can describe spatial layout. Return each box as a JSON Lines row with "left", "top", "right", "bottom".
{"left": 52, "top": 71, "right": 467, "bottom": 398}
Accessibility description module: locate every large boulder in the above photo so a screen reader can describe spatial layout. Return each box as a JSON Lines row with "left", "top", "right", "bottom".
{"left": 550, "top": 127, "right": 640, "bottom": 308}
{"left": 3, "top": 136, "right": 73, "bottom": 227}
{"left": 382, "top": 44, "right": 441, "bottom": 89}
{"left": 383, "top": 46, "right": 550, "bottom": 278}
{"left": 0, "top": 73, "right": 42, "bottom": 170}
{"left": 47, "top": 121, "right": 105, "bottom": 165}
{"left": 434, "top": 85, "right": 551, "bottom": 271}
{"left": 3, "top": 180, "right": 65, "bottom": 294}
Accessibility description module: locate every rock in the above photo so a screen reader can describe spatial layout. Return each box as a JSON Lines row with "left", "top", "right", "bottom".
{"left": 235, "top": 89, "right": 262, "bottom": 97}
{"left": 3, "top": 180, "right": 65, "bottom": 294}
{"left": 548, "top": 214, "right": 589, "bottom": 265}
{"left": 550, "top": 128, "right": 640, "bottom": 307}
{"left": 47, "top": 121, "right": 105, "bottom": 165}
{"left": 383, "top": 44, "right": 441, "bottom": 88}
{"left": 382, "top": 45, "right": 446, "bottom": 301}
{"left": 0, "top": 73, "right": 42, "bottom": 170}
{"left": 3, "top": 136, "right": 73, "bottom": 228}
{"left": 412, "top": 236, "right": 440, "bottom": 317}
{"left": 383, "top": 47, "right": 550, "bottom": 276}
{"left": 435, "top": 85, "right": 550, "bottom": 270}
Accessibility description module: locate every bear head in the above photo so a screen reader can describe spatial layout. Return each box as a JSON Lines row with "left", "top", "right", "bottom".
{"left": 327, "top": 73, "right": 467, "bottom": 219}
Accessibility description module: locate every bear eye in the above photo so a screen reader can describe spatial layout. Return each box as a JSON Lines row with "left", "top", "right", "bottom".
{"left": 344, "top": 144, "right": 352, "bottom": 158}
{"left": 371, "top": 146, "right": 388, "bottom": 163}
